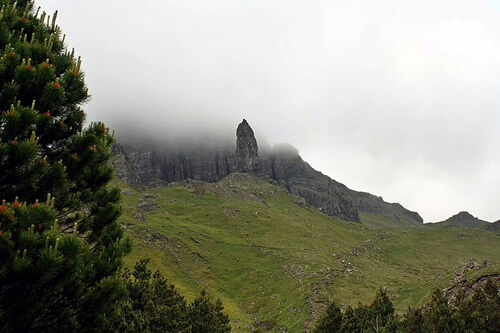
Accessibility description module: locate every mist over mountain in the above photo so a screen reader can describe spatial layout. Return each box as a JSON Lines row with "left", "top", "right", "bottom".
{"left": 41, "top": 0, "right": 500, "bottom": 222}
{"left": 113, "top": 119, "right": 424, "bottom": 225}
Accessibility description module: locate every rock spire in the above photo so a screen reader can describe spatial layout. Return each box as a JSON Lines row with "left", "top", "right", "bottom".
{"left": 235, "top": 119, "right": 259, "bottom": 172}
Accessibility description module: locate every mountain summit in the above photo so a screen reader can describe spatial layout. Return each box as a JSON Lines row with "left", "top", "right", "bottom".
{"left": 113, "top": 119, "right": 422, "bottom": 225}
{"left": 450, "top": 211, "right": 478, "bottom": 221}
{"left": 428, "top": 211, "right": 490, "bottom": 229}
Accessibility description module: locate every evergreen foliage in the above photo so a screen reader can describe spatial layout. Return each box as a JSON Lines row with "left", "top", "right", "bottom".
{"left": 315, "top": 302, "right": 343, "bottom": 332}
{"left": 0, "top": 0, "right": 130, "bottom": 331}
{"left": 113, "top": 258, "right": 231, "bottom": 333}
{"left": 422, "top": 288, "right": 459, "bottom": 332}
{"left": 372, "top": 287, "right": 396, "bottom": 331}
{"left": 401, "top": 307, "right": 424, "bottom": 333}
{"left": 315, "top": 280, "right": 500, "bottom": 333}
{"left": 0, "top": 2, "right": 232, "bottom": 331}
{"left": 187, "top": 289, "right": 231, "bottom": 333}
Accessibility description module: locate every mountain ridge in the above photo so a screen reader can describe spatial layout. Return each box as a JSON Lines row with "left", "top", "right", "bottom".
{"left": 427, "top": 211, "right": 493, "bottom": 230}
{"left": 112, "top": 119, "right": 422, "bottom": 225}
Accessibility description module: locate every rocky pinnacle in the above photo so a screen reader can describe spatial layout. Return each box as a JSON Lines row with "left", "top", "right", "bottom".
{"left": 113, "top": 119, "right": 423, "bottom": 224}
{"left": 236, "top": 119, "right": 259, "bottom": 172}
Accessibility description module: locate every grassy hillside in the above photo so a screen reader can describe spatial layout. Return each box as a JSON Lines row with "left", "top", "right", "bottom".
{"left": 359, "top": 212, "right": 424, "bottom": 229}
{"left": 113, "top": 174, "right": 500, "bottom": 332}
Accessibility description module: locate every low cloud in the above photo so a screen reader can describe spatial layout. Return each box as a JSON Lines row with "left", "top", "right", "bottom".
{"left": 42, "top": 0, "right": 500, "bottom": 222}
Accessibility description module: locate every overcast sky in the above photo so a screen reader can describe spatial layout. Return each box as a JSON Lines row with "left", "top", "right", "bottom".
{"left": 41, "top": 0, "right": 499, "bottom": 222}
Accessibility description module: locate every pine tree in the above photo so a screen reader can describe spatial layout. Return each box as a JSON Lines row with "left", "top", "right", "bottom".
{"left": 0, "top": 1, "right": 130, "bottom": 331}
{"left": 458, "top": 279, "right": 500, "bottom": 333}
{"left": 112, "top": 258, "right": 189, "bottom": 333}
{"left": 113, "top": 258, "right": 231, "bottom": 333}
{"left": 314, "top": 301, "right": 343, "bottom": 333}
{"left": 187, "top": 290, "right": 231, "bottom": 333}
{"left": 483, "top": 278, "right": 500, "bottom": 332}
{"left": 423, "top": 288, "right": 459, "bottom": 333}
{"left": 401, "top": 306, "right": 424, "bottom": 333}
{"left": 371, "top": 287, "right": 396, "bottom": 331}
{"left": 341, "top": 303, "right": 373, "bottom": 332}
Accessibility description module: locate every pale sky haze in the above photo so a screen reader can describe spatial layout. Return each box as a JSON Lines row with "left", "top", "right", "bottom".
{"left": 40, "top": 0, "right": 500, "bottom": 222}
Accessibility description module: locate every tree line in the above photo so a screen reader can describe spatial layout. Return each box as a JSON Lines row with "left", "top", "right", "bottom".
{"left": 315, "top": 279, "right": 500, "bottom": 333}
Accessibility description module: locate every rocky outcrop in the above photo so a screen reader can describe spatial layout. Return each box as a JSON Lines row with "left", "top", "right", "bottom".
{"left": 444, "top": 258, "right": 497, "bottom": 306}
{"left": 112, "top": 119, "right": 423, "bottom": 224}
{"left": 112, "top": 144, "right": 142, "bottom": 187}
{"left": 486, "top": 220, "right": 500, "bottom": 234}
{"left": 157, "top": 151, "right": 234, "bottom": 183}
{"left": 263, "top": 151, "right": 359, "bottom": 221}
{"left": 236, "top": 119, "right": 259, "bottom": 172}
{"left": 112, "top": 144, "right": 164, "bottom": 188}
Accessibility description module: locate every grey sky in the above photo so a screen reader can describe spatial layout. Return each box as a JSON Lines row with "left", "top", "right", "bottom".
{"left": 41, "top": 0, "right": 499, "bottom": 222}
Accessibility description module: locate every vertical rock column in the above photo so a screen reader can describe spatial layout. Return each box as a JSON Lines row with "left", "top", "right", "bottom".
{"left": 236, "top": 119, "right": 259, "bottom": 172}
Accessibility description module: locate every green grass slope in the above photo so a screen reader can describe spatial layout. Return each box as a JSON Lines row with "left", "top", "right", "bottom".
{"left": 113, "top": 174, "right": 500, "bottom": 332}
{"left": 359, "top": 212, "right": 424, "bottom": 229}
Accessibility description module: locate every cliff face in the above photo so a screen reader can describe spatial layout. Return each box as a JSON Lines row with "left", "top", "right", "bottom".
{"left": 486, "top": 221, "right": 500, "bottom": 234}
{"left": 113, "top": 120, "right": 422, "bottom": 224}
{"left": 112, "top": 144, "right": 163, "bottom": 188}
